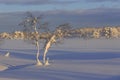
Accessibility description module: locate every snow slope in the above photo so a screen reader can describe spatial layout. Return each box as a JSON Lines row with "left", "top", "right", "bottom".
{"left": 0, "top": 39, "right": 120, "bottom": 80}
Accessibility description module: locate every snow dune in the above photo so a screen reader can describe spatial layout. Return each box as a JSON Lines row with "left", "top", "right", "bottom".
{"left": 0, "top": 39, "right": 120, "bottom": 80}
{"left": 0, "top": 65, "right": 8, "bottom": 71}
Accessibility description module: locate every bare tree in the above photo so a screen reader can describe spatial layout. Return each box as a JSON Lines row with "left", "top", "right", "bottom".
{"left": 43, "top": 23, "right": 71, "bottom": 65}
{"left": 19, "top": 12, "right": 45, "bottom": 66}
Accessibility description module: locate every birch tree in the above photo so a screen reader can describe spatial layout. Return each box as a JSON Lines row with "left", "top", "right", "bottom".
{"left": 43, "top": 23, "right": 71, "bottom": 65}
{"left": 19, "top": 12, "right": 45, "bottom": 66}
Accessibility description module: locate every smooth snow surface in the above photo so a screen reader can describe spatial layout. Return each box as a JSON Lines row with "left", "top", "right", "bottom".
{"left": 0, "top": 39, "right": 120, "bottom": 80}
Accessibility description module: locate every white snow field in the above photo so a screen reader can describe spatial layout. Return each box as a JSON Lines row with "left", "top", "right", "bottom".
{"left": 0, "top": 39, "right": 120, "bottom": 80}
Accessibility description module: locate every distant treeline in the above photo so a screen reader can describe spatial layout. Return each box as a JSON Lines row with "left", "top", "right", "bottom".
{"left": 1, "top": 27, "right": 120, "bottom": 39}
{"left": 69, "top": 27, "right": 120, "bottom": 39}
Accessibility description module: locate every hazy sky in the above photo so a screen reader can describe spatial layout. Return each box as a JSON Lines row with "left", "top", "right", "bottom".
{"left": 0, "top": 0, "right": 120, "bottom": 12}
{"left": 0, "top": 0, "right": 120, "bottom": 32}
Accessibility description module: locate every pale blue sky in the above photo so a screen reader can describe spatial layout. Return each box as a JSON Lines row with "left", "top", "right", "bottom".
{"left": 0, "top": 0, "right": 120, "bottom": 13}
{"left": 0, "top": 0, "right": 120, "bottom": 32}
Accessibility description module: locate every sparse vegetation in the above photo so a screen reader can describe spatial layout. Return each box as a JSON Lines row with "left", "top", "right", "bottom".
{"left": 1, "top": 12, "right": 120, "bottom": 66}
{"left": 19, "top": 12, "right": 44, "bottom": 66}
{"left": 1, "top": 27, "right": 120, "bottom": 39}
{"left": 43, "top": 23, "right": 71, "bottom": 65}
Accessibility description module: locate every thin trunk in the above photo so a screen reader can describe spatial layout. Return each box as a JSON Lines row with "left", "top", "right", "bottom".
{"left": 43, "top": 35, "right": 56, "bottom": 65}
{"left": 43, "top": 47, "right": 48, "bottom": 64}
{"left": 36, "top": 41, "right": 43, "bottom": 66}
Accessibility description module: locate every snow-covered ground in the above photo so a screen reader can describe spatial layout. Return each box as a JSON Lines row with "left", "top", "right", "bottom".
{"left": 0, "top": 39, "right": 120, "bottom": 80}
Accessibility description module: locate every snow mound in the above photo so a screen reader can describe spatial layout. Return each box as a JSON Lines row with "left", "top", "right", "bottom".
{"left": 0, "top": 65, "right": 8, "bottom": 71}
{"left": 4, "top": 52, "right": 10, "bottom": 57}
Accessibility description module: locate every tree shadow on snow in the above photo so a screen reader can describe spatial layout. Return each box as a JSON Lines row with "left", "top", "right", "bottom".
{"left": 0, "top": 50, "right": 36, "bottom": 60}
{"left": 4, "top": 64, "right": 34, "bottom": 71}
{"left": 48, "top": 50, "right": 120, "bottom": 60}
{"left": 37, "top": 69, "right": 108, "bottom": 80}
{"left": 107, "top": 75, "right": 120, "bottom": 80}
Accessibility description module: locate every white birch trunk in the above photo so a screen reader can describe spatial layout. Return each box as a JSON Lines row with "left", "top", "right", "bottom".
{"left": 43, "top": 35, "right": 56, "bottom": 65}
{"left": 36, "top": 41, "right": 43, "bottom": 66}
{"left": 43, "top": 45, "right": 49, "bottom": 64}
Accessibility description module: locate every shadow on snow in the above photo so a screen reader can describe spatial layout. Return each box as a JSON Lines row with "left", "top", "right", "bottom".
{"left": 4, "top": 64, "right": 34, "bottom": 71}
{"left": 1, "top": 49, "right": 120, "bottom": 60}
{"left": 48, "top": 50, "right": 120, "bottom": 60}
